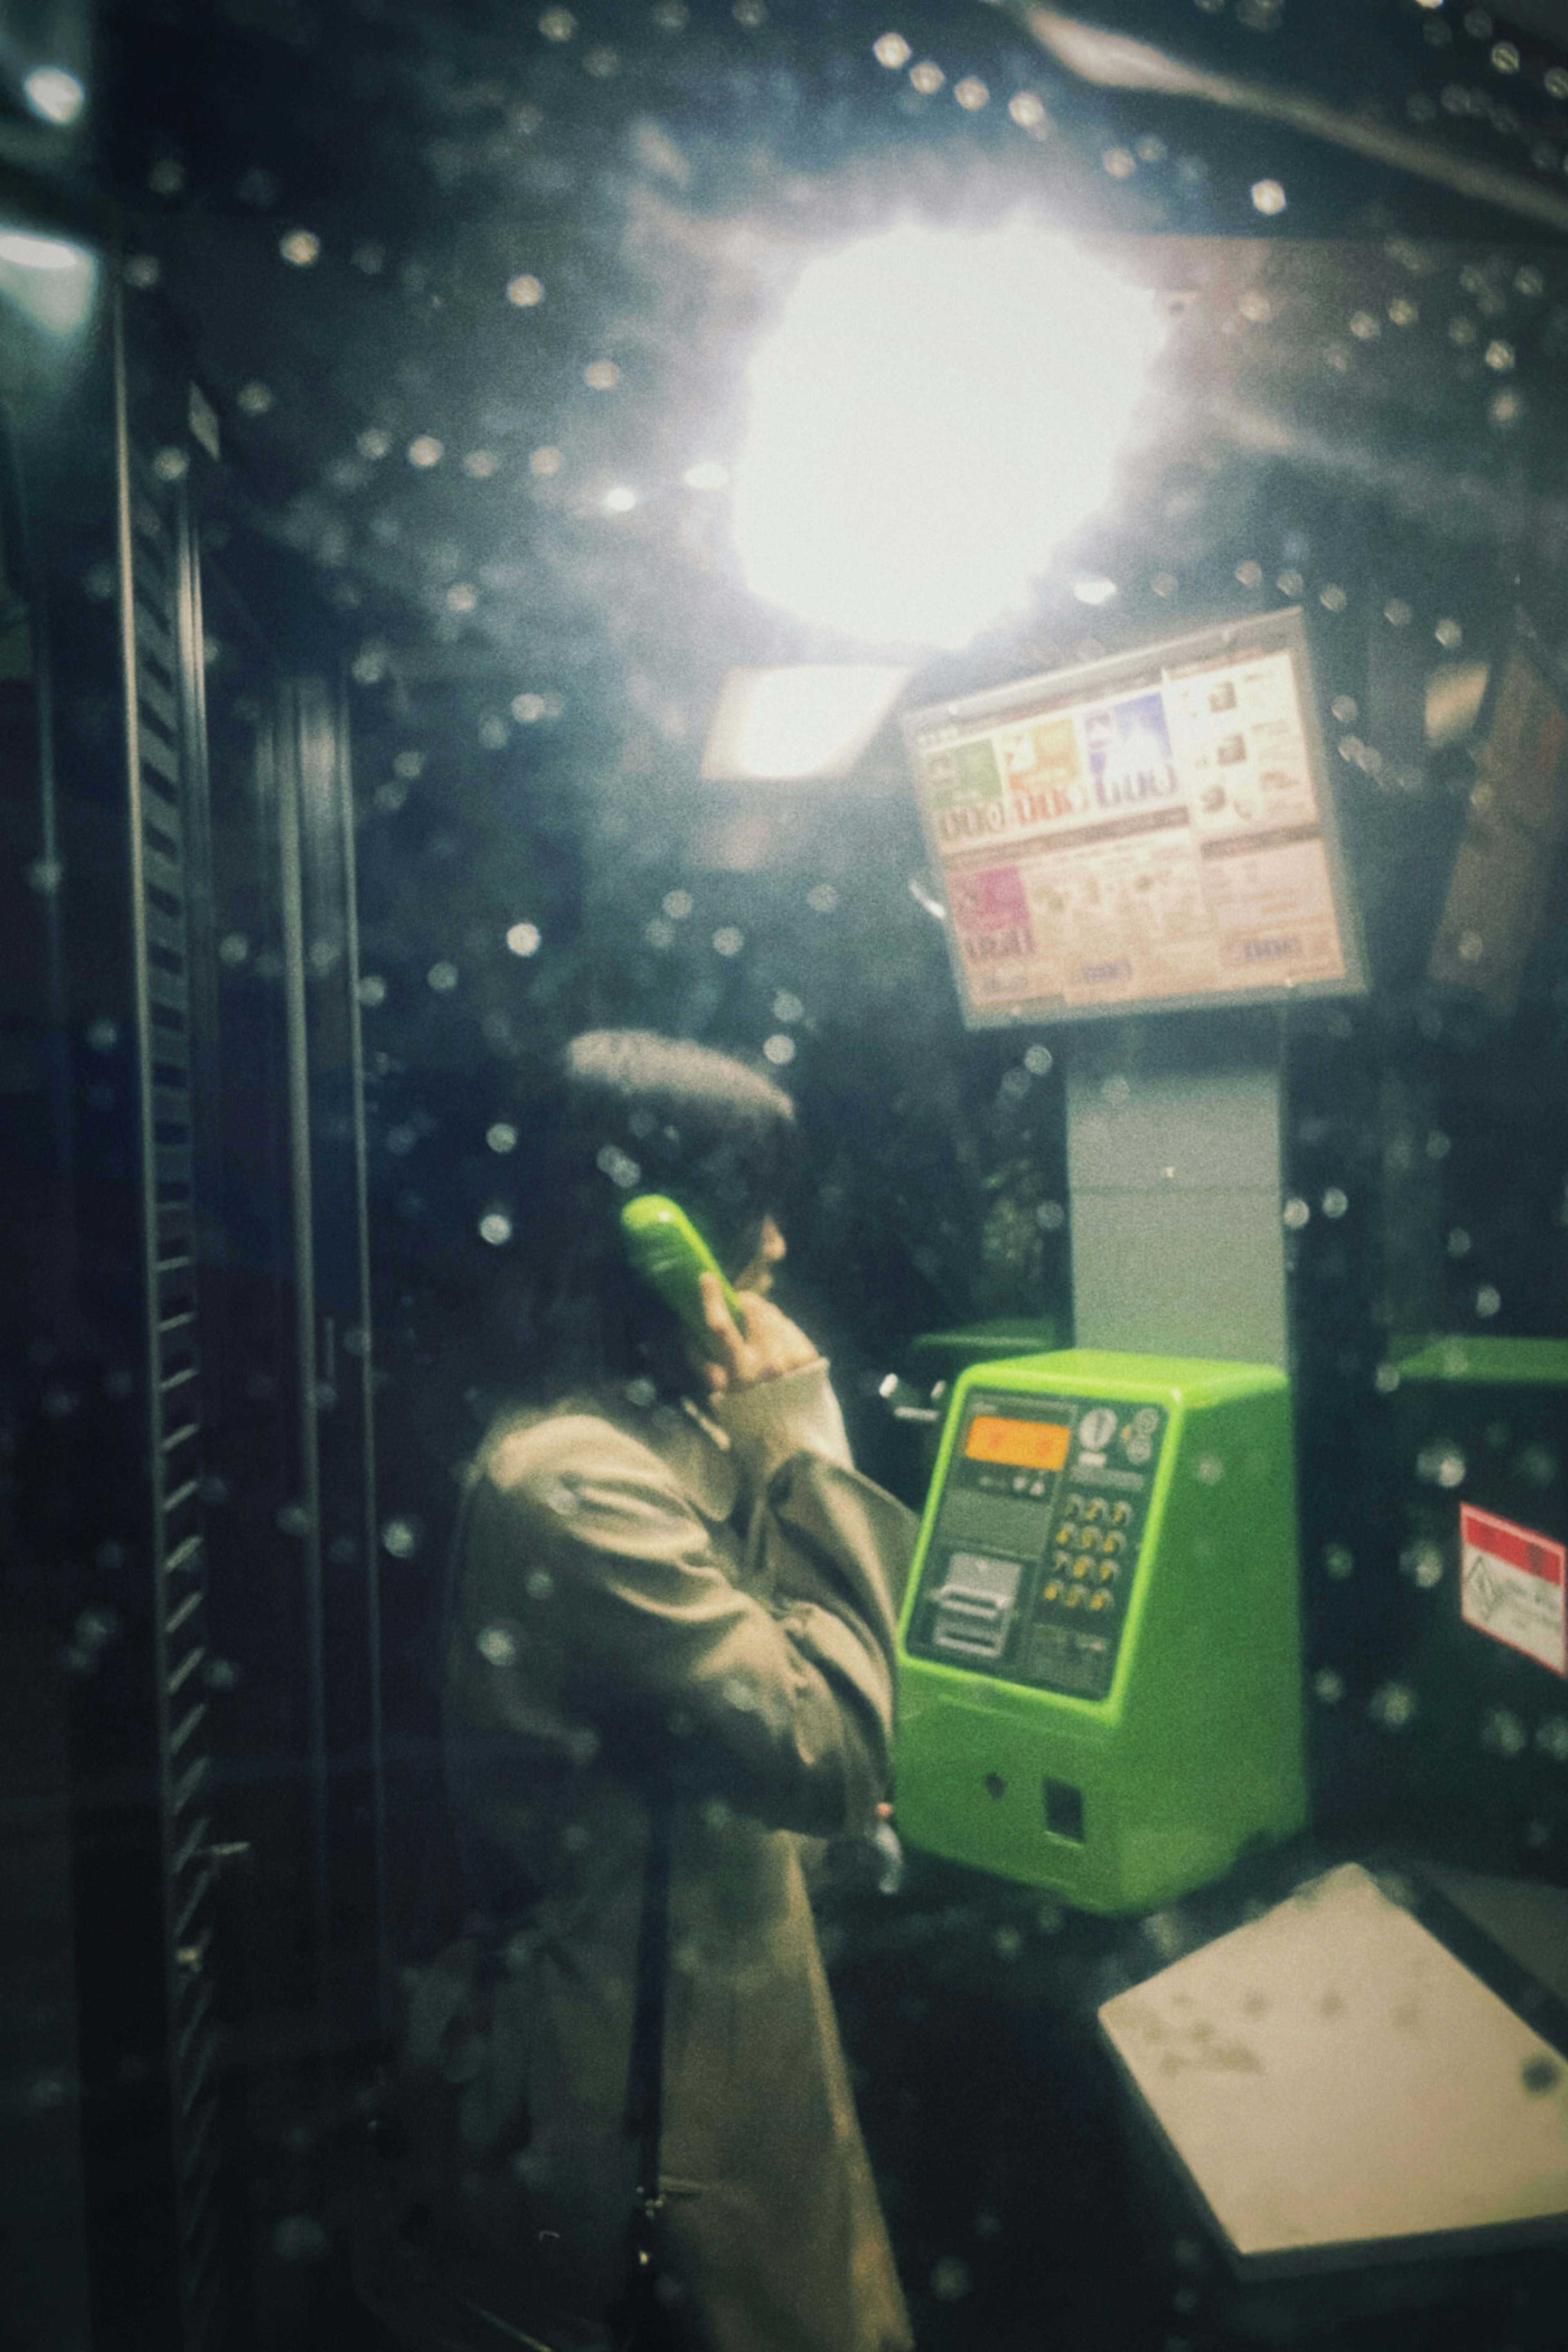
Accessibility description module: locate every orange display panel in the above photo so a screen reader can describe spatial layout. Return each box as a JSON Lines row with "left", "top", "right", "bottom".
{"left": 963, "top": 1415, "right": 1070, "bottom": 1471}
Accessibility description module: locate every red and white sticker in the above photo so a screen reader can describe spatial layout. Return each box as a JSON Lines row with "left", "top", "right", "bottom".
{"left": 1460, "top": 1504, "right": 1567, "bottom": 1678}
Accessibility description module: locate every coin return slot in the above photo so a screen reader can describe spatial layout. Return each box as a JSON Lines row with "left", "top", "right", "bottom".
{"left": 1043, "top": 1778, "right": 1085, "bottom": 1843}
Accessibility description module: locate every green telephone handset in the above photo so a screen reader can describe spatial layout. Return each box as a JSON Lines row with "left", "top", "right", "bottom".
{"left": 620, "top": 1194, "right": 745, "bottom": 1356}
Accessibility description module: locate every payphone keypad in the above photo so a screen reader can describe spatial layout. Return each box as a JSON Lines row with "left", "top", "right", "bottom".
{"left": 907, "top": 1393, "right": 1166, "bottom": 1701}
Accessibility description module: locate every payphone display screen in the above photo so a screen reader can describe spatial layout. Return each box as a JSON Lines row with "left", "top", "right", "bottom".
{"left": 906, "top": 1391, "right": 1167, "bottom": 1700}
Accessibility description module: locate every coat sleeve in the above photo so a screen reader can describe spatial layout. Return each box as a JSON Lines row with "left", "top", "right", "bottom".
{"left": 459, "top": 1407, "right": 916, "bottom": 1839}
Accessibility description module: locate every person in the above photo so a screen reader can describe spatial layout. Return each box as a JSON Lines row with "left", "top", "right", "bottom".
{"left": 402, "top": 1030, "right": 917, "bottom": 2352}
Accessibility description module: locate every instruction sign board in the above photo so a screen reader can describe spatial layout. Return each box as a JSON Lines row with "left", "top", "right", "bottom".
{"left": 905, "top": 610, "right": 1365, "bottom": 1028}
{"left": 1460, "top": 1503, "right": 1567, "bottom": 1678}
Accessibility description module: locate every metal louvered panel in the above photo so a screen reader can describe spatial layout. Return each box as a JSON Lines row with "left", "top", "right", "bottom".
{"left": 115, "top": 307, "right": 225, "bottom": 2352}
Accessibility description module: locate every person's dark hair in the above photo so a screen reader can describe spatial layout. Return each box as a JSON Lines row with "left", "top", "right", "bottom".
{"left": 523, "top": 1030, "right": 800, "bottom": 1398}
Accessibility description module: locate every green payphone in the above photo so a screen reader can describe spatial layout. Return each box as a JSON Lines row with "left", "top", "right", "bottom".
{"left": 895, "top": 1349, "right": 1305, "bottom": 1915}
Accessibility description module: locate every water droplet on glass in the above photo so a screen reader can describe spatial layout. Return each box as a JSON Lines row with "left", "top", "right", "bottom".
{"left": 1250, "top": 180, "right": 1287, "bottom": 216}
{"left": 479, "top": 1211, "right": 512, "bottom": 1247}
{"left": 874, "top": 32, "right": 911, "bottom": 69}
{"left": 1009, "top": 90, "right": 1047, "bottom": 129}
{"left": 1370, "top": 1682, "right": 1417, "bottom": 1730}
{"left": 477, "top": 1624, "right": 517, "bottom": 1666}
{"left": 279, "top": 229, "right": 321, "bottom": 268}
{"left": 1417, "top": 1442, "right": 1466, "bottom": 1488}
{"left": 273, "top": 2215, "right": 328, "bottom": 2263}
{"left": 1400, "top": 1541, "right": 1445, "bottom": 1590}
{"left": 1283, "top": 1197, "right": 1310, "bottom": 1230}
{"left": 909, "top": 61, "right": 944, "bottom": 94}
{"left": 955, "top": 78, "right": 989, "bottom": 111}
{"left": 713, "top": 926, "right": 744, "bottom": 957}
{"left": 381, "top": 1517, "right": 420, "bottom": 1557}
{"left": 584, "top": 359, "right": 620, "bottom": 390}
{"left": 356, "top": 974, "right": 387, "bottom": 1008}
{"left": 506, "top": 922, "right": 542, "bottom": 956}
{"left": 408, "top": 435, "right": 444, "bottom": 468}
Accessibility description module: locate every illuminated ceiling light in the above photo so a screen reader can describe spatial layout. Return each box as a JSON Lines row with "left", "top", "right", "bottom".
{"left": 730, "top": 220, "right": 1168, "bottom": 650}
{"left": 22, "top": 65, "right": 85, "bottom": 125}
{"left": 701, "top": 665, "right": 911, "bottom": 782}
{"left": 0, "top": 229, "right": 97, "bottom": 336}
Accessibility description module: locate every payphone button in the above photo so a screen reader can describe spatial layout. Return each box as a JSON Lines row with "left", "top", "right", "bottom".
{"left": 1071, "top": 1554, "right": 1094, "bottom": 1580}
{"left": 1101, "top": 1531, "right": 1126, "bottom": 1557}
{"left": 1054, "top": 1524, "right": 1076, "bottom": 1551}
{"left": 1085, "top": 1498, "right": 1107, "bottom": 1523}
{"left": 1052, "top": 1552, "right": 1073, "bottom": 1577}
{"left": 1097, "top": 1559, "right": 1119, "bottom": 1584}
{"left": 1089, "top": 1590, "right": 1114, "bottom": 1613}
{"left": 1110, "top": 1500, "right": 1134, "bottom": 1527}
{"left": 1063, "top": 1585, "right": 1084, "bottom": 1609}
{"left": 1063, "top": 1495, "right": 1083, "bottom": 1519}
{"left": 1042, "top": 1580, "right": 1061, "bottom": 1604}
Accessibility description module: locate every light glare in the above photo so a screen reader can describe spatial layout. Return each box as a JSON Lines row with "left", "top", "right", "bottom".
{"left": 702, "top": 665, "right": 910, "bottom": 782}
{"left": 731, "top": 221, "right": 1167, "bottom": 649}
{"left": 0, "top": 229, "right": 96, "bottom": 336}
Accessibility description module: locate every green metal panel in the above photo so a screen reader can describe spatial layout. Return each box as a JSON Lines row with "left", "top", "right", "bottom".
{"left": 1390, "top": 1335, "right": 1568, "bottom": 1387}
{"left": 907, "top": 1318, "right": 1062, "bottom": 1372}
{"left": 895, "top": 1348, "right": 1306, "bottom": 1915}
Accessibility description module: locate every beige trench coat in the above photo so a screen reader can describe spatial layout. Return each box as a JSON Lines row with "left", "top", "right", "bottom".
{"left": 433, "top": 1362, "right": 917, "bottom": 2352}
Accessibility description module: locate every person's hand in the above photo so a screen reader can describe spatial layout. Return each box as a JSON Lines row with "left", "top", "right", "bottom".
{"left": 695, "top": 1270, "right": 819, "bottom": 1396}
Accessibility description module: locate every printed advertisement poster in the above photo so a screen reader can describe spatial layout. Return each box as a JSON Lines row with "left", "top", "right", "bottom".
{"left": 1460, "top": 1503, "right": 1567, "bottom": 1677}
{"left": 914, "top": 646, "right": 1350, "bottom": 1015}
